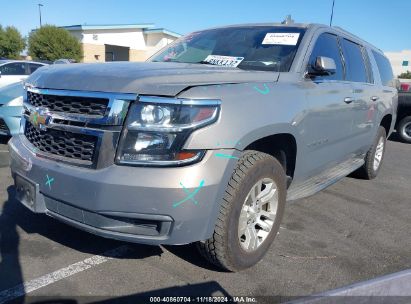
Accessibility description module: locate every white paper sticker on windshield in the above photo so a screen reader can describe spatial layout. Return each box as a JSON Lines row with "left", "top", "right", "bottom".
{"left": 262, "top": 33, "right": 300, "bottom": 45}
{"left": 204, "top": 55, "right": 244, "bottom": 67}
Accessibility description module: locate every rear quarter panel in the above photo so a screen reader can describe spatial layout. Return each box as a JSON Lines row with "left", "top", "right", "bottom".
{"left": 366, "top": 48, "right": 398, "bottom": 136}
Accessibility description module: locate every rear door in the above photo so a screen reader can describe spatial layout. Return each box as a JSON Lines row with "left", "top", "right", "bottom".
{"left": 303, "top": 32, "right": 355, "bottom": 176}
{"left": 340, "top": 38, "right": 377, "bottom": 152}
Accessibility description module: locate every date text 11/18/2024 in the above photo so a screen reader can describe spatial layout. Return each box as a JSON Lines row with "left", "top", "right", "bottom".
{"left": 149, "top": 296, "right": 257, "bottom": 302}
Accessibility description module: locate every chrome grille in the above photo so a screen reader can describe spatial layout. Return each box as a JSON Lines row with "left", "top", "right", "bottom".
{"left": 27, "top": 91, "right": 109, "bottom": 116}
{"left": 23, "top": 88, "right": 136, "bottom": 168}
{"left": 24, "top": 121, "right": 97, "bottom": 162}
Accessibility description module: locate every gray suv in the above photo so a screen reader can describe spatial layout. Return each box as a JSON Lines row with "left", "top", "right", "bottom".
{"left": 9, "top": 22, "right": 397, "bottom": 271}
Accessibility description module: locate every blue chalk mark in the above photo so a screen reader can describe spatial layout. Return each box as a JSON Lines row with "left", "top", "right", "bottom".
{"left": 173, "top": 179, "right": 205, "bottom": 208}
{"left": 180, "top": 183, "right": 198, "bottom": 205}
{"left": 215, "top": 153, "right": 239, "bottom": 160}
{"left": 45, "top": 174, "right": 54, "bottom": 189}
{"left": 253, "top": 83, "right": 270, "bottom": 95}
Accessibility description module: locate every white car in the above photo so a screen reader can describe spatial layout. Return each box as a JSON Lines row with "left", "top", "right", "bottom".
{"left": 0, "top": 60, "right": 47, "bottom": 89}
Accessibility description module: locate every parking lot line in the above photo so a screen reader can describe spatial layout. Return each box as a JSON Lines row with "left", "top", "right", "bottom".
{"left": 0, "top": 245, "right": 130, "bottom": 304}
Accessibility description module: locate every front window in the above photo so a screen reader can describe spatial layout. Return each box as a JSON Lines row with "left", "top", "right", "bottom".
{"left": 0, "top": 62, "right": 26, "bottom": 75}
{"left": 308, "top": 33, "right": 344, "bottom": 81}
{"left": 150, "top": 26, "right": 306, "bottom": 72}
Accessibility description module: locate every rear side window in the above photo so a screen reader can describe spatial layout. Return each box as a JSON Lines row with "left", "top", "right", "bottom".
{"left": 372, "top": 51, "right": 394, "bottom": 86}
{"left": 308, "top": 33, "right": 344, "bottom": 81}
{"left": 362, "top": 49, "right": 374, "bottom": 84}
{"left": 28, "top": 63, "right": 44, "bottom": 74}
{"left": 341, "top": 39, "right": 368, "bottom": 83}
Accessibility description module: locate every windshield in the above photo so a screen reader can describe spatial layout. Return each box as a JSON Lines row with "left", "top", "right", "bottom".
{"left": 150, "top": 26, "right": 306, "bottom": 72}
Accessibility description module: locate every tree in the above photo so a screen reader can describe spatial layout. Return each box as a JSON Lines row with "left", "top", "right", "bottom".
{"left": 398, "top": 71, "right": 411, "bottom": 79}
{"left": 0, "top": 25, "right": 26, "bottom": 59}
{"left": 28, "top": 25, "right": 82, "bottom": 62}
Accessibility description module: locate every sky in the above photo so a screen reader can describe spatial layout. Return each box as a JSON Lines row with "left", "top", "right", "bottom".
{"left": 1, "top": 0, "right": 409, "bottom": 52}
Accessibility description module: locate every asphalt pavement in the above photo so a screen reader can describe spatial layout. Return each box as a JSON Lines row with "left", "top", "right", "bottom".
{"left": 0, "top": 134, "right": 410, "bottom": 303}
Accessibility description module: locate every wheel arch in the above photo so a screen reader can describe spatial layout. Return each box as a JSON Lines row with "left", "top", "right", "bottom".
{"left": 244, "top": 133, "right": 297, "bottom": 179}
{"left": 380, "top": 113, "right": 393, "bottom": 136}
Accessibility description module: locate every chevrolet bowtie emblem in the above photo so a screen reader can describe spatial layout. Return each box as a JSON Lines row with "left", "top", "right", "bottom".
{"left": 29, "top": 108, "right": 50, "bottom": 130}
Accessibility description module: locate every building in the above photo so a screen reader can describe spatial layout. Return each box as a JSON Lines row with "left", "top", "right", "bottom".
{"left": 61, "top": 24, "right": 181, "bottom": 63}
{"left": 385, "top": 50, "right": 411, "bottom": 78}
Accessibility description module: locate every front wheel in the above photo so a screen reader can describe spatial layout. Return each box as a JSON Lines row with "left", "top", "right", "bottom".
{"left": 197, "top": 151, "right": 286, "bottom": 272}
{"left": 398, "top": 116, "right": 411, "bottom": 143}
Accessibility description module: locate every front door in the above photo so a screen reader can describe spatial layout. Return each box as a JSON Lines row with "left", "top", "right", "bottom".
{"left": 302, "top": 32, "right": 355, "bottom": 177}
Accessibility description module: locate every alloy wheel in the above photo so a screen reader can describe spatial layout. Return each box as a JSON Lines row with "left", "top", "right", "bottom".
{"left": 373, "top": 137, "right": 385, "bottom": 171}
{"left": 238, "top": 178, "right": 279, "bottom": 252}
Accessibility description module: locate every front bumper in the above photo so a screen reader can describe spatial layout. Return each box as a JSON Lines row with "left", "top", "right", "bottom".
{"left": 0, "top": 106, "right": 22, "bottom": 136}
{"left": 9, "top": 136, "right": 239, "bottom": 245}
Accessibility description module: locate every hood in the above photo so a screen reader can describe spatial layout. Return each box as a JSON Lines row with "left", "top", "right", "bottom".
{"left": 0, "top": 82, "right": 24, "bottom": 105}
{"left": 26, "top": 62, "right": 279, "bottom": 96}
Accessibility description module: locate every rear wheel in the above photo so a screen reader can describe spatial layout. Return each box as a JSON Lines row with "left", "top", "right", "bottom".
{"left": 197, "top": 151, "right": 286, "bottom": 271}
{"left": 355, "top": 126, "right": 387, "bottom": 179}
{"left": 398, "top": 116, "right": 411, "bottom": 143}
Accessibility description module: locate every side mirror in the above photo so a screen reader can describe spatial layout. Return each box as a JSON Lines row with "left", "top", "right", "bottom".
{"left": 308, "top": 56, "right": 336, "bottom": 77}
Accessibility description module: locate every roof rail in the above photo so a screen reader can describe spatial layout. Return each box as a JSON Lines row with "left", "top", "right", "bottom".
{"left": 333, "top": 26, "right": 382, "bottom": 52}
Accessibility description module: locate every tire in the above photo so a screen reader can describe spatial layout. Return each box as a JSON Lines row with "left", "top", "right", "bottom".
{"left": 355, "top": 126, "right": 387, "bottom": 180}
{"left": 398, "top": 116, "right": 411, "bottom": 143}
{"left": 197, "top": 150, "right": 287, "bottom": 272}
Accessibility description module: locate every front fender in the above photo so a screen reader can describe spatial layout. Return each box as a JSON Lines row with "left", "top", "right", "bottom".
{"left": 179, "top": 82, "right": 306, "bottom": 151}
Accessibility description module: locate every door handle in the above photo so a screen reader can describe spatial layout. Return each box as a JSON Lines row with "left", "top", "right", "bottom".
{"left": 371, "top": 96, "right": 379, "bottom": 102}
{"left": 344, "top": 97, "right": 354, "bottom": 104}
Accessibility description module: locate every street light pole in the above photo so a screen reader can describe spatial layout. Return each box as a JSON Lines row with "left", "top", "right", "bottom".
{"left": 38, "top": 4, "right": 43, "bottom": 27}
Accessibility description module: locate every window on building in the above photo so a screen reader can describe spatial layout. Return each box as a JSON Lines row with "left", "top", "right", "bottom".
{"left": 402, "top": 60, "right": 409, "bottom": 67}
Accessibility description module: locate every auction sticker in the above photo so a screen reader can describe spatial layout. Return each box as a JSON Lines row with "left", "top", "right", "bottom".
{"left": 262, "top": 33, "right": 300, "bottom": 45}
{"left": 203, "top": 55, "right": 244, "bottom": 67}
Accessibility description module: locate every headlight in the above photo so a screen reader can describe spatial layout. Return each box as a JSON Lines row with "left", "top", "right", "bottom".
{"left": 5, "top": 96, "right": 23, "bottom": 107}
{"left": 116, "top": 96, "right": 220, "bottom": 166}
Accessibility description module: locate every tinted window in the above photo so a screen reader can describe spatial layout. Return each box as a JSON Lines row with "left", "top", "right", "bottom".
{"left": 341, "top": 39, "right": 368, "bottom": 83}
{"left": 362, "top": 49, "right": 374, "bottom": 84}
{"left": 0, "top": 62, "right": 25, "bottom": 75}
{"left": 308, "top": 33, "right": 344, "bottom": 81}
{"left": 28, "top": 63, "right": 43, "bottom": 74}
{"left": 151, "top": 26, "right": 306, "bottom": 72}
{"left": 372, "top": 51, "right": 394, "bottom": 86}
